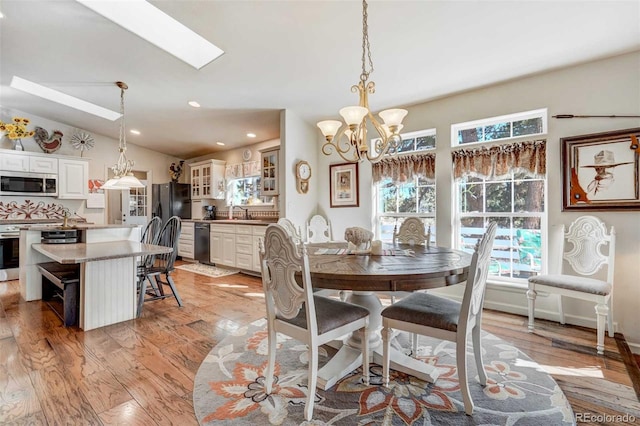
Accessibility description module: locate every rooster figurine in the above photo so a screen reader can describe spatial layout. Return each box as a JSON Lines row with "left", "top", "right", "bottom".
{"left": 33, "top": 126, "right": 63, "bottom": 153}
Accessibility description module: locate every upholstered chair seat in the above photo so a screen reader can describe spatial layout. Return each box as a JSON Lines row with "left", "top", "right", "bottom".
{"left": 528, "top": 274, "right": 611, "bottom": 296}
{"left": 276, "top": 295, "right": 369, "bottom": 335}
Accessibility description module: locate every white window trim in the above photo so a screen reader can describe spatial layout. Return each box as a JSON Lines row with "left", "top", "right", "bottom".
{"left": 450, "top": 108, "right": 548, "bottom": 147}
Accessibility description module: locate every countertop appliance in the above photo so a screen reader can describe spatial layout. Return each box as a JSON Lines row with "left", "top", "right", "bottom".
{"left": 152, "top": 182, "right": 191, "bottom": 224}
{"left": 41, "top": 229, "right": 80, "bottom": 244}
{"left": 203, "top": 205, "right": 216, "bottom": 220}
{"left": 0, "top": 224, "right": 20, "bottom": 281}
{"left": 195, "top": 222, "right": 210, "bottom": 264}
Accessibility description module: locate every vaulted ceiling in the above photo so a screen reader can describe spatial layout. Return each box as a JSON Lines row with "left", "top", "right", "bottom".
{"left": 1, "top": 1, "right": 638, "bottom": 159}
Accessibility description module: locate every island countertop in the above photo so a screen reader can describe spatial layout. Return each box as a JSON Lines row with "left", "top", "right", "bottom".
{"left": 21, "top": 224, "right": 138, "bottom": 231}
{"left": 32, "top": 241, "right": 172, "bottom": 264}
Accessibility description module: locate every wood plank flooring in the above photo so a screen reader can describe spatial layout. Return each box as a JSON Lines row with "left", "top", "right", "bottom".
{"left": 1, "top": 262, "right": 638, "bottom": 425}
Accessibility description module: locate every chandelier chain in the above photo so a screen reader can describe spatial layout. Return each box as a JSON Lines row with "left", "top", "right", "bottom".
{"left": 360, "top": 0, "right": 374, "bottom": 82}
{"left": 119, "top": 83, "right": 127, "bottom": 151}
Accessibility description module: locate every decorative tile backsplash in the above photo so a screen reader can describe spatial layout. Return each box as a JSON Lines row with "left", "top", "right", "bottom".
{"left": 0, "top": 200, "right": 68, "bottom": 220}
{"left": 218, "top": 210, "right": 279, "bottom": 220}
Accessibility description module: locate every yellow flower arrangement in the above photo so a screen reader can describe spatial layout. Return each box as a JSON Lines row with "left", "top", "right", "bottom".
{"left": 0, "top": 117, "right": 36, "bottom": 140}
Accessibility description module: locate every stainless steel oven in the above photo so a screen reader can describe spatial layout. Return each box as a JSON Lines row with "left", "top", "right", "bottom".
{"left": 0, "top": 224, "right": 20, "bottom": 281}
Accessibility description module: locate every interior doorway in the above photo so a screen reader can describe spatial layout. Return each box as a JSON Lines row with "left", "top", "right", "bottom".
{"left": 105, "top": 169, "right": 152, "bottom": 225}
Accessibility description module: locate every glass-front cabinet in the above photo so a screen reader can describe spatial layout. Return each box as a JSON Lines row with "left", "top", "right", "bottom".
{"left": 190, "top": 159, "right": 226, "bottom": 200}
{"left": 260, "top": 148, "right": 279, "bottom": 196}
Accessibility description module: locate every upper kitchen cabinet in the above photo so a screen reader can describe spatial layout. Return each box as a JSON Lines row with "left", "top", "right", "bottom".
{"left": 58, "top": 158, "right": 89, "bottom": 199}
{"left": 0, "top": 151, "right": 58, "bottom": 174}
{"left": 260, "top": 148, "right": 279, "bottom": 196}
{"left": 190, "top": 159, "right": 225, "bottom": 200}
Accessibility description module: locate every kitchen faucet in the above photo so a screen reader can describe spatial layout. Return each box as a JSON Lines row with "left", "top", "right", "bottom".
{"left": 235, "top": 206, "right": 251, "bottom": 220}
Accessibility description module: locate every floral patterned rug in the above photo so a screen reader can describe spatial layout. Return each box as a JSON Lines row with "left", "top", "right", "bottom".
{"left": 193, "top": 319, "right": 575, "bottom": 425}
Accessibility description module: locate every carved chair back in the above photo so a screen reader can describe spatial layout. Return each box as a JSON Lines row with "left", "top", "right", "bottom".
{"left": 393, "top": 217, "right": 430, "bottom": 246}
{"left": 307, "top": 214, "right": 332, "bottom": 243}
{"left": 561, "top": 215, "right": 615, "bottom": 282}
{"left": 277, "top": 218, "right": 303, "bottom": 245}
{"left": 458, "top": 222, "right": 498, "bottom": 333}
{"left": 259, "top": 224, "right": 316, "bottom": 329}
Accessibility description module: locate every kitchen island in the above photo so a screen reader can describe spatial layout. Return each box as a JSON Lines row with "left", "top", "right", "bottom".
{"left": 19, "top": 224, "right": 170, "bottom": 330}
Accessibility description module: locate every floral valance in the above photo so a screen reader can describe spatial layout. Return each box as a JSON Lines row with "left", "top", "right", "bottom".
{"left": 372, "top": 152, "right": 435, "bottom": 184}
{"left": 451, "top": 139, "right": 546, "bottom": 180}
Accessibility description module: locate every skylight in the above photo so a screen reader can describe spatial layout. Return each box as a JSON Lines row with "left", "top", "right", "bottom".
{"left": 10, "top": 76, "right": 121, "bottom": 121}
{"left": 76, "top": 0, "right": 224, "bottom": 70}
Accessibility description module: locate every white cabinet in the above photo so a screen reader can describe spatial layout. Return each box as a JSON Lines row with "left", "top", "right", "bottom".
{"left": 178, "top": 222, "right": 195, "bottom": 258}
{"left": 209, "top": 223, "right": 268, "bottom": 272}
{"left": 252, "top": 225, "right": 267, "bottom": 272}
{"left": 190, "top": 159, "right": 225, "bottom": 200}
{"left": 58, "top": 158, "right": 89, "bottom": 199}
{"left": 0, "top": 152, "right": 58, "bottom": 173}
{"left": 235, "top": 225, "right": 253, "bottom": 270}
{"left": 260, "top": 149, "right": 279, "bottom": 196}
{"left": 210, "top": 224, "right": 236, "bottom": 266}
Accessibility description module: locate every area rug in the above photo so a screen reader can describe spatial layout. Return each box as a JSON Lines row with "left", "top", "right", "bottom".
{"left": 193, "top": 319, "right": 575, "bottom": 425}
{"left": 176, "top": 263, "right": 239, "bottom": 278}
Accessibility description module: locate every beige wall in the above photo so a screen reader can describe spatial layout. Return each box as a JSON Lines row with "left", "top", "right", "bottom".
{"left": 314, "top": 51, "right": 640, "bottom": 351}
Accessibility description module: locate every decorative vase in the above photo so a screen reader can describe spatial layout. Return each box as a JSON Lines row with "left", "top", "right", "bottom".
{"left": 12, "top": 139, "right": 24, "bottom": 151}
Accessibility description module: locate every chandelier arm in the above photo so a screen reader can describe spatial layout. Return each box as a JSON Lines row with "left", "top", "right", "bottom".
{"left": 322, "top": 126, "right": 360, "bottom": 163}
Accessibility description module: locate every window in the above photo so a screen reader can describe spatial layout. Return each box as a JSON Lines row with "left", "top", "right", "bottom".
{"left": 226, "top": 177, "right": 273, "bottom": 206}
{"left": 377, "top": 177, "right": 436, "bottom": 242}
{"left": 456, "top": 172, "right": 545, "bottom": 280}
{"left": 451, "top": 110, "right": 547, "bottom": 283}
{"left": 373, "top": 129, "right": 436, "bottom": 242}
{"left": 451, "top": 108, "right": 547, "bottom": 146}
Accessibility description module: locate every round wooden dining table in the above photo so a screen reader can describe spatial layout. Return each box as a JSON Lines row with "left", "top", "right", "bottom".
{"left": 304, "top": 242, "right": 472, "bottom": 390}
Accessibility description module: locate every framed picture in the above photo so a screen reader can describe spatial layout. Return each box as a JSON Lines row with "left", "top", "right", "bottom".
{"left": 562, "top": 127, "right": 640, "bottom": 210}
{"left": 330, "top": 162, "right": 359, "bottom": 207}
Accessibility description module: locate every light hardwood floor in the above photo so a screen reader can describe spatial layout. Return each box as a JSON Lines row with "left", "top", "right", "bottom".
{"left": 1, "top": 262, "right": 638, "bottom": 425}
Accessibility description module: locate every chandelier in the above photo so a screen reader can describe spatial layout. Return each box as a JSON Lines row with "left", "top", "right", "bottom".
{"left": 317, "top": 0, "right": 408, "bottom": 163}
{"left": 103, "top": 81, "right": 144, "bottom": 190}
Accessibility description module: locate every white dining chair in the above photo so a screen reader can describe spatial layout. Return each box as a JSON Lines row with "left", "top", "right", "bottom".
{"left": 277, "top": 217, "right": 303, "bottom": 245}
{"left": 259, "top": 224, "right": 369, "bottom": 421}
{"left": 393, "top": 217, "right": 430, "bottom": 247}
{"left": 527, "top": 215, "right": 615, "bottom": 355}
{"left": 381, "top": 222, "right": 497, "bottom": 415}
{"left": 306, "top": 214, "right": 333, "bottom": 243}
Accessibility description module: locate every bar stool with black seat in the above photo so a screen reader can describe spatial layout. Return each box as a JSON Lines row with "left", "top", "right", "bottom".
{"left": 381, "top": 222, "right": 497, "bottom": 415}
{"left": 137, "top": 215, "right": 183, "bottom": 317}
{"left": 259, "top": 224, "right": 370, "bottom": 421}
{"left": 138, "top": 216, "right": 162, "bottom": 295}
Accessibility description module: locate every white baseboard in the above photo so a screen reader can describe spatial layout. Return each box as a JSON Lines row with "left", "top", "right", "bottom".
{"left": 627, "top": 341, "right": 640, "bottom": 355}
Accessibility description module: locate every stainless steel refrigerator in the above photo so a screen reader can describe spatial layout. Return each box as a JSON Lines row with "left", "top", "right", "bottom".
{"left": 152, "top": 182, "right": 191, "bottom": 224}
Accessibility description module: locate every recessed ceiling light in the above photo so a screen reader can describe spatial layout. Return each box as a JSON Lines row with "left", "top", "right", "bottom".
{"left": 10, "top": 76, "right": 120, "bottom": 121}
{"left": 188, "top": 101, "right": 201, "bottom": 108}
{"left": 216, "top": 142, "right": 225, "bottom": 146}
{"left": 130, "top": 129, "right": 141, "bottom": 135}
{"left": 0, "top": 11, "right": 4, "bottom": 19}
{"left": 75, "top": 0, "right": 224, "bottom": 70}
{"left": 247, "top": 133, "right": 256, "bottom": 138}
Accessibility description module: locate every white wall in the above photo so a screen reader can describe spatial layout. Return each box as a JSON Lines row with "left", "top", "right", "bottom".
{"left": 315, "top": 51, "right": 640, "bottom": 350}
{"left": 0, "top": 109, "right": 183, "bottom": 224}
{"left": 281, "top": 109, "right": 319, "bottom": 232}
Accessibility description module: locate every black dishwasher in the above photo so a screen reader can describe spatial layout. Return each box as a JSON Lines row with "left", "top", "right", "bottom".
{"left": 195, "top": 222, "right": 211, "bottom": 264}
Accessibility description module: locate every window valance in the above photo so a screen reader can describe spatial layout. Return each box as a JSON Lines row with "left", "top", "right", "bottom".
{"left": 372, "top": 152, "right": 435, "bottom": 184}
{"left": 451, "top": 139, "right": 546, "bottom": 180}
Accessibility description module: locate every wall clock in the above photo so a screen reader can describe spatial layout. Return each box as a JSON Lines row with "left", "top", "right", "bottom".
{"left": 295, "top": 160, "right": 311, "bottom": 194}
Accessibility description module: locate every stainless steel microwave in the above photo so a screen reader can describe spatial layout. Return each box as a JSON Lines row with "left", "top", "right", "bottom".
{"left": 0, "top": 171, "right": 58, "bottom": 196}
